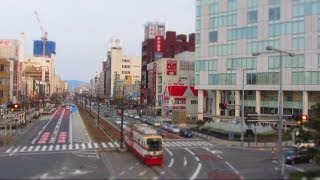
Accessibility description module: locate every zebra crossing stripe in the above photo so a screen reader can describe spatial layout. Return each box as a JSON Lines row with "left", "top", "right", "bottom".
{"left": 20, "top": 146, "right": 28, "bottom": 152}
{"left": 55, "top": 145, "right": 60, "bottom": 151}
{"left": 34, "top": 145, "right": 41, "bottom": 152}
{"left": 93, "top": 143, "right": 99, "bottom": 148}
{"left": 175, "top": 141, "right": 185, "bottom": 146}
{"left": 41, "top": 145, "right": 47, "bottom": 151}
{"left": 75, "top": 144, "right": 80, "bottom": 150}
{"left": 27, "top": 146, "right": 34, "bottom": 152}
{"left": 81, "top": 143, "right": 86, "bottom": 150}
{"left": 171, "top": 142, "right": 181, "bottom": 146}
{"left": 68, "top": 144, "right": 73, "bottom": 150}
{"left": 62, "top": 144, "right": 66, "bottom": 150}
{"left": 48, "top": 145, "right": 53, "bottom": 151}
{"left": 12, "top": 147, "right": 20, "bottom": 153}
{"left": 101, "top": 142, "right": 107, "bottom": 148}
{"left": 165, "top": 142, "right": 174, "bottom": 147}
{"left": 108, "top": 142, "right": 114, "bottom": 148}
{"left": 5, "top": 147, "right": 13, "bottom": 153}
{"left": 114, "top": 142, "right": 120, "bottom": 148}
{"left": 87, "top": 142, "right": 93, "bottom": 149}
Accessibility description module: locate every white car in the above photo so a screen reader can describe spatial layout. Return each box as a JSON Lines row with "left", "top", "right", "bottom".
{"left": 168, "top": 125, "right": 180, "bottom": 133}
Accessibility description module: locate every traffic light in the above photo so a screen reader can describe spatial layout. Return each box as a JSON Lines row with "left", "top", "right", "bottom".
{"left": 292, "top": 114, "right": 308, "bottom": 126}
{"left": 219, "top": 103, "right": 227, "bottom": 109}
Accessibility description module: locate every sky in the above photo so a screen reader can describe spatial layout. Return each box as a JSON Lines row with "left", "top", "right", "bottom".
{"left": 0, "top": 0, "right": 195, "bottom": 82}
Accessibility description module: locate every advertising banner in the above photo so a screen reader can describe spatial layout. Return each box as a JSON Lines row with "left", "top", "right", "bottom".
{"left": 154, "top": 36, "right": 164, "bottom": 52}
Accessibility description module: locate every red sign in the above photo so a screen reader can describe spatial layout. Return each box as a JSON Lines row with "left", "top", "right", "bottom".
{"left": 153, "top": 63, "right": 157, "bottom": 97}
{"left": 167, "top": 60, "right": 177, "bottom": 75}
{"left": 154, "top": 36, "right": 164, "bottom": 52}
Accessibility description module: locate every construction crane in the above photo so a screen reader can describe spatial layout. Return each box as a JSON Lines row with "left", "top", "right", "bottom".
{"left": 34, "top": 10, "right": 48, "bottom": 56}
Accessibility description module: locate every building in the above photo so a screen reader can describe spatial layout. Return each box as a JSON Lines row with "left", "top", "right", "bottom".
{"left": 141, "top": 22, "right": 195, "bottom": 105}
{"left": 147, "top": 51, "right": 204, "bottom": 118}
{"left": 195, "top": 0, "right": 320, "bottom": 120}
{"left": 0, "top": 58, "right": 10, "bottom": 104}
{"left": 33, "top": 40, "right": 56, "bottom": 57}
{"left": 105, "top": 37, "right": 141, "bottom": 101}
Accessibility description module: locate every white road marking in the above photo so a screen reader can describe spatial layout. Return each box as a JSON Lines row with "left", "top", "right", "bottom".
{"left": 184, "top": 148, "right": 195, "bottom": 156}
{"left": 62, "top": 144, "right": 66, "bottom": 150}
{"left": 217, "top": 154, "right": 223, "bottom": 160}
{"left": 225, "top": 161, "right": 239, "bottom": 175}
{"left": 183, "top": 157, "right": 187, "bottom": 167}
{"left": 152, "top": 176, "right": 158, "bottom": 180}
{"left": 5, "top": 147, "right": 13, "bottom": 153}
{"left": 108, "top": 142, "right": 114, "bottom": 148}
{"left": 69, "top": 144, "right": 73, "bottom": 150}
{"left": 190, "top": 163, "right": 202, "bottom": 180}
{"left": 41, "top": 145, "right": 47, "bottom": 151}
{"left": 129, "top": 166, "right": 134, "bottom": 170}
{"left": 28, "top": 146, "right": 33, "bottom": 151}
{"left": 93, "top": 142, "right": 99, "bottom": 148}
{"left": 160, "top": 171, "right": 165, "bottom": 175}
{"left": 20, "top": 146, "right": 28, "bottom": 152}
{"left": 139, "top": 170, "right": 147, "bottom": 176}
{"left": 114, "top": 142, "right": 120, "bottom": 147}
{"left": 285, "top": 164, "right": 304, "bottom": 172}
{"left": 34, "top": 145, "right": 41, "bottom": 152}
{"left": 101, "top": 142, "right": 107, "bottom": 148}
{"left": 69, "top": 111, "right": 73, "bottom": 144}
{"left": 48, "top": 145, "right": 53, "bottom": 151}
{"left": 195, "top": 157, "right": 200, "bottom": 162}
{"left": 165, "top": 148, "right": 173, "bottom": 156}
{"left": 12, "top": 147, "right": 20, "bottom": 153}
{"left": 81, "top": 143, "right": 86, "bottom": 150}
{"left": 119, "top": 171, "right": 125, "bottom": 176}
{"left": 75, "top": 143, "right": 80, "bottom": 150}
{"left": 168, "top": 158, "right": 174, "bottom": 168}
{"left": 87, "top": 142, "right": 93, "bottom": 149}
{"left": 55, "top": 144, "right": 60, "bottom": 151}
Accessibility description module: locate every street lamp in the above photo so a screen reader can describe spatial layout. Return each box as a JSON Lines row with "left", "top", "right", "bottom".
{"left": 253, "top": 46, "right": 294, "bottom": 165}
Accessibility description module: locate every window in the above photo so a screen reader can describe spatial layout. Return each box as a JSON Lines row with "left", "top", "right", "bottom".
{"left": 293, "top": 37, "right": 304, "bottom": 50}
{"left": 0, "top": 64, "right": 4, "bottom": 71}
{"left": 191, "top": 100, "right": 198, "bottom": 104}
{"left": 248, "top": 10, "right": 258, "bottom": 23}
{"left": 0, "top": 90, "right": 3, "bottom": 98}
{"left": 196, "top": 20, "right": 201, "bottom": 31}
{"left": 269, "top": 7, "right": 280, "bottom": 21}
{"left": 228, "top": 0, "right": 237, "bottom": 11}
{"left": 269, "top": 0, "right": 280, "bottom": 5}
{"left": 209, "top": 31, "right": 218, "bottom": 43}
{"left": 248, "top": 0, "right": 259, "bottom": 8}
{"left": 210, "top": 2, "right": 219, "bottom": 14}
{"left": 196, "top": 5, "right": 201, "bottom": 17}
{"left": 196, "top": 33, "right": 200, "bottom": 44}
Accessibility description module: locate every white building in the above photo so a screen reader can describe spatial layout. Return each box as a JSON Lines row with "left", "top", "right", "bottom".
{"left": 195, "top": 0, "right": 320, "bottom": 120}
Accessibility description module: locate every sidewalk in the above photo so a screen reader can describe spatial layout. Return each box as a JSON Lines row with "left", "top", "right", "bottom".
{"left": 193, "top": 130, "right": 293, "bottom": 150}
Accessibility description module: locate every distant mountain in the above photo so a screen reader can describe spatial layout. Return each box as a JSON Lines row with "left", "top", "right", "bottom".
{"left": 66, "top": 80, "right": 87, "bottom": 91}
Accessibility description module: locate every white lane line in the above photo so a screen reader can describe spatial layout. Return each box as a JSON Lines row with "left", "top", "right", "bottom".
{"left": 195, "top": 157, "right": 200, "bottom": 162}
{"left": 69, "top": 110, "right": 73, "bottom": 144}
{"left": 48, "top": 145, "right": 53, "bottom": 151}
{"left": 225, "top": 161, "right": 239, "bottom": 175}
{"left": 27, "top": 146, "right": 34, "bottom": 152}
{"left": 5, "top": 147, "right": 13, "bottom": 153}
{"left": 139, "top": 170, "right": 147, "bottom": 176}
{"left": 184, "top": 148, "right": 195, "bottom": 156}
{"left": 119, "top": 171, "right": 125, "bottom": 176}
{"left": 189, "top": 163, "right": 202, "bottom": 180}
{"left": 168, "top": 158, "right": 174, "bottom": 168}
{"left": 285, "top": 164, "right": 304, "bottom": 172}
{"left": 129, "top": 166, "right": 134, "bottom": 171}
{"left": 20, "top": 146, "right": 28, "bottom": 152}
{"left": 101, "top": 142, "right": 107, "bottom": 148}
{"left": 183, "top": 157, "right": 187, "bottom": 167}
{"left": 217, "top": 154, "right": 223, "bottom": 160}
{"left": 41, "top": 145, "right": 47, "bottom": 151}
{"left": 165, "top": 148, "right": 173, "bottom": 156}
{"left": 108, "top": 142, "right": 115, "bottom": 148}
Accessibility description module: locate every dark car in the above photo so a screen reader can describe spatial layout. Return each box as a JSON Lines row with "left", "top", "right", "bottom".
{"left": 179, "top": 128, "right": 193, "bottom": 137}
{"left": 283, "top": 147, "right": 313, "bottom": 164}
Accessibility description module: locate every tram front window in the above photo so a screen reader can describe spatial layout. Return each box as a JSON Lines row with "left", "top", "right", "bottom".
{"left": 147, "top": 138, "right": 162, "bottom": 151}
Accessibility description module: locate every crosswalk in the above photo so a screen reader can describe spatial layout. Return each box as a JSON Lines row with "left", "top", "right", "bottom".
{"left": 164, "top": 140, "right": 214, "bottom": 148}
{"left": 4, "top": 142, "right": 120, "bottom": 155}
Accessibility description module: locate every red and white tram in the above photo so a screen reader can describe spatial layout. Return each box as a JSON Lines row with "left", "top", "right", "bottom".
{"left": 124, "top": 124, "right": 164, "bottom": 166}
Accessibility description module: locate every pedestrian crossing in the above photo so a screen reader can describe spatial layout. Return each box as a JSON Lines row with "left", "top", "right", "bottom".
{"left": 4, "top": 141, "right": 120, "bottom": 155}
{"left": 164, "top": 140, "right": 214, "bottom": 148}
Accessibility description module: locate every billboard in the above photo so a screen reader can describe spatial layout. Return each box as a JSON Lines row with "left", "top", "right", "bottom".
{"left": 0, "top": 39, "right": 18, "bottom": 59}
{"left": 154, "top": 36, "right": 164, "bottom": 52}
{"left": 153, "top": 63, "right": 157, "bottom": 98}
{"left": 166, "top": 60, "right": 177, "bottom": 75}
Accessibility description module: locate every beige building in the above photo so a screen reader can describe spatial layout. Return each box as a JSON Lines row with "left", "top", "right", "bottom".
{"left": 147, "top": 51, "right": 205, "bottom": 118}
{"left": 105, "top": 37, "right": 141, "bottom": 100}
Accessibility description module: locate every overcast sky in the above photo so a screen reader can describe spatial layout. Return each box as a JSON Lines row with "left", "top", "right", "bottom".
{"left": 0, "top": 0, "right": 195, "bottom": 82}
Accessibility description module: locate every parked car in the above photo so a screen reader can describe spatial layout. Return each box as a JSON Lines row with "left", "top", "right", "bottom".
{"left": 161, "top": 123, "right": 170, "bottom": 130}
{"left": 153, "top": 120, "right": 161, "bottom": 127}
{"left": 179, "top": 128, "right": 193, "bottom": 137}
{"left": 293, "top": 140, "right": 315, "bottom": 149}
{"left": 283, "top": 147, "right": 313, "bottom": 164}
{"left": 168, "top": 125, "right": 180, "bottom": 134}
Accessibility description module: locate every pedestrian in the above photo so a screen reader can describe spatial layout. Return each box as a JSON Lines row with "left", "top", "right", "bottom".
{"left": 271, "top": 147, "right": 276, "bottom": 160}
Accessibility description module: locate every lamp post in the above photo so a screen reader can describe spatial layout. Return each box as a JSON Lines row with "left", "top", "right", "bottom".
{"left": 253, "top": 46, "right": 294, "bottom": 170}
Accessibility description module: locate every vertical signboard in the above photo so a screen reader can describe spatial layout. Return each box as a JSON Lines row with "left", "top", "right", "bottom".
{"left": 17, "top": 62, "right": 22, "bottom": 92}
{"left": 153, "top": 63, "right": 157, "bottom": 101}
{"left": 154, "top": 36, "right": 164, "bottom": 60}
{"left": 166, "top": 60, "right": 177, "bottom": 75}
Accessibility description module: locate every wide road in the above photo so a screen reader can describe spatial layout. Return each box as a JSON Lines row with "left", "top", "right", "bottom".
{"left": 0, "top": 104, "right": 304, "bottom": 179}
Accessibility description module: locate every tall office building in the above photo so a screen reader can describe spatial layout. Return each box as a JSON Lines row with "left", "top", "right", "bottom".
{"left": 195, "top": 0, "right": 320, "bottom": 120}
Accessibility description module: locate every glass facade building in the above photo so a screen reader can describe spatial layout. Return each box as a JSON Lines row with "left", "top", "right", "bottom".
{"left": 195, "top": 0, "right": 320, "bottom": 119}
